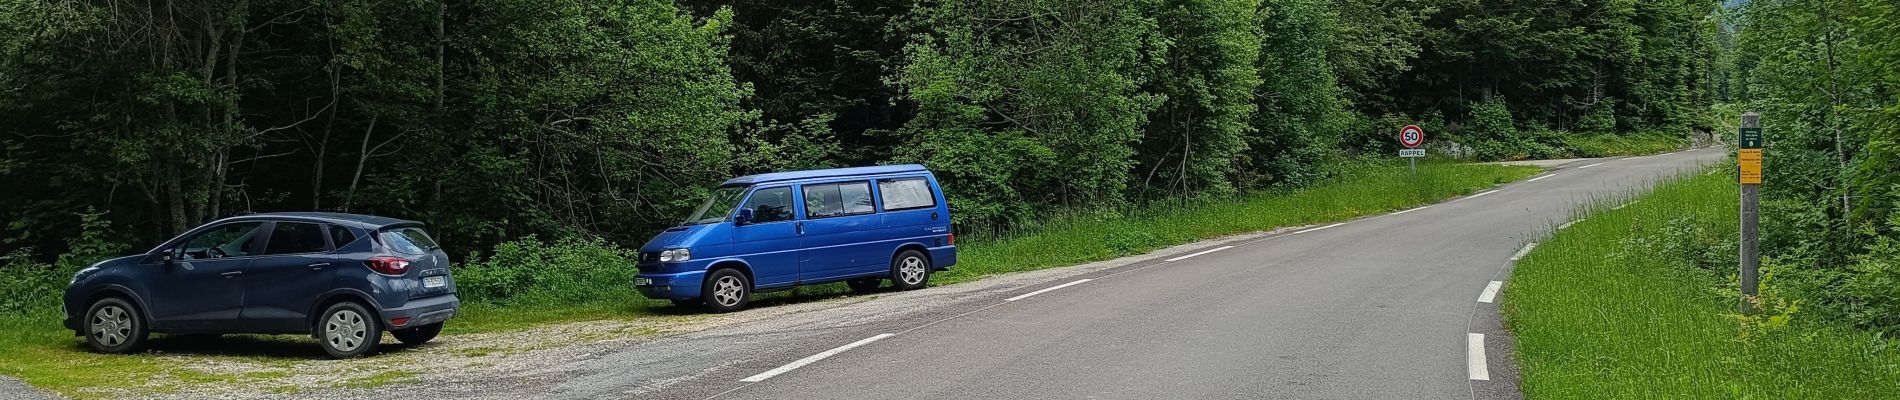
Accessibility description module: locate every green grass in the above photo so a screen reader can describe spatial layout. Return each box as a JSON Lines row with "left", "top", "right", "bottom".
{"left": 0, "top": 158, "right": 1537, "bottom": 398}
{"left": 1505, "top": 166, "right": 1900, "bottom": 399}
{"left": 1560, "top": 131, "right": 1690, "bottom": 158}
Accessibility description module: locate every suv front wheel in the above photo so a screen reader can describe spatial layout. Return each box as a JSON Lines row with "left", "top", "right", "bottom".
{"left": 84, "top": 297, "right": 149, "bottom": 354}
{"left": 318, "top": 302, "right": 382, "bottom": 358}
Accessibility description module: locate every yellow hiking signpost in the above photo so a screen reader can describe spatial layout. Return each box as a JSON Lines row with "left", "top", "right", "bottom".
{"left": 1738, "top": 149, "right": 1762, "bottom": 184}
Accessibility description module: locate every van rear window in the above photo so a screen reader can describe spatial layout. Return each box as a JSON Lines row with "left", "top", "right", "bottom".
{"left": 878, "top": 178, "right": 936, "bottom": 211}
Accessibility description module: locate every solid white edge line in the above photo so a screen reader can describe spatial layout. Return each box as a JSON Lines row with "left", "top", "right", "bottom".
{"left": 1612, "top": 201, "right": 1636, "bottom": 210}
{"left": 1390, "top": 205, "right": 1431, "bottom": 216}
{"left": 1004, "top": 279, "right": 1093, "bottom": 302}
{"left": 1556, "top": 219, "right": 1582, "bottom": 230}
{"left": 1478, "top": 281, "right": 1503, "bottom": 303}
{"left": 1165, "top": 246, "right": 1235, "bottom": 262}
{"left": 1510, "top": 243, "right": 1538, "bottom": 261}
{"left": 740, "top": 333, "right": 896, "bottom": 383}
{"left": 1578, "top": 162, "right": 1605, "bottom": 169}
{"left": 1525, "top": 174, "right": 1556, "bottom": 182}
{"left": 1468, "top": 333, "right": 1490, "bottom": 381}
{"left": 1293, "top": 223, "right": 1347, "bottom": 234}
{"left": 1465, "top": 189, "right": 1500, "bottom": 199}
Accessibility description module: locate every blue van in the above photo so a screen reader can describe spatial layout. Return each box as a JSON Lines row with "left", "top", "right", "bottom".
{"left": 635, "top": 165, "right": 956, "bottom": 312}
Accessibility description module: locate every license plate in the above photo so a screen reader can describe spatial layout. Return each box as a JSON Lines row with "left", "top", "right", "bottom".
{"left": 423, "top": 276, "right": 446, "bottom": 288}
{"left": 635, "top": 277, "right": 652, "bottom": 286}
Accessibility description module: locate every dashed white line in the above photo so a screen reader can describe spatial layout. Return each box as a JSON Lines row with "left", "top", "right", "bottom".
{"left": 740, "top": 333, "right": 896, "bottom": 382}
{"left": 1165, "top": 246, "right": 1234, "bottom": 262}
{"left": 1525, "top": 174, "right": 1556, "bottom": 182}
{"left": 1577, "top": 162, "right": 1606, "bottom": 169}
{"left": 1510, "top": 243, "right": 1538, "bottom": 261}
{"left": 1465, "top": 189, "right": 1500, "bottom": 199}
{"left": 1468, "top": 333, "right": 1490, "bottom": 380}
{"left": 1293, "top": 223, "right": 1347, "bottom": 234}
{"left": 1390, "top": 205, "right": 1431, "bottom": 216}
{"left": 1556, "top": 219, "right": 1583, "bottom": 230}
{"left": 1004, "top": 279, "right": 1093, "bottom": 302}
{"left": 1612, "top": 201, "right": 1636, "bottom": 210}
{"left": 1478, "top": 281, "right": 1503, "bottom": 303}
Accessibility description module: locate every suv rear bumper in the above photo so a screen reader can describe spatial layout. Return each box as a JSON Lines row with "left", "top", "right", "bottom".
{"left": 382, "top": 294, "right": 459, "bottom": 329}
{"left": 635, "top": 270, "right": 707, "bottom": 300}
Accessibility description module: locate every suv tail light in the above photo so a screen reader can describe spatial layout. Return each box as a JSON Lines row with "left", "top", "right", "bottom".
{"left": 948, "top": 232, "right": 956, "bottom": 245}
{"left": 366, "top": 256, "right": 411, "bottom": 275}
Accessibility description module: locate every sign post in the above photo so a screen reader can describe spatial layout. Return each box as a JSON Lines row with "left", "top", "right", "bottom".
{"left": 1739, "top": 113, "right": 1762, "bottom": 314}
{"left": 1399, "top": 125, "right": 1425, "bottom": 175}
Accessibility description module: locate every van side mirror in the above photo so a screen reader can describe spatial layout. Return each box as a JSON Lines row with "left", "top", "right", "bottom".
{"left": 734, "top": 208, "right": 754, "bottom": 226}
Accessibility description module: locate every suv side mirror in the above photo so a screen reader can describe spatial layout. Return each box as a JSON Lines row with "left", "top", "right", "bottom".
{"left": 156, "top": 252, "right": 175, "bottom": 267}
{"left": 734, "top": 208, "right": 754, "bottom": 226}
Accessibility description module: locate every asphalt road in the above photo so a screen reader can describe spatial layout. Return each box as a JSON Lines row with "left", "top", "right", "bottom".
{"left": 687, "top": 148, "right": 1725, "bottom": 399}
{"left": 132, "top": 147, "right": 1719, "bottom": 400}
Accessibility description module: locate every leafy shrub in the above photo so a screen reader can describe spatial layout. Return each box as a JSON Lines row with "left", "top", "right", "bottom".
{"left": 0, "top": 210, "right": 128, "bottom": 316}
{"left": 1462, "top": 99, "right": 1522, "bottom": 160}
{"left": 454, "top": 236, "right": 639, "bottom": 306}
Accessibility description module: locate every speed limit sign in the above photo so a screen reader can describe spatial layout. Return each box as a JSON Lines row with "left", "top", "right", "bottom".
{"left": 1400, "top": 125, "right": 1424, "bottom": 148}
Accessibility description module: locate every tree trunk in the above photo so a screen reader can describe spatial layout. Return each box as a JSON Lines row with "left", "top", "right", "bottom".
{"left": 344, "top": 114, "right": 381, "bottom": 212}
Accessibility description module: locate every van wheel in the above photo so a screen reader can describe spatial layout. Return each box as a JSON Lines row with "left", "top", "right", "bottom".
{"left": 890, "top": 250, "right": 931, "bottom": 291}
{"left": 846, "top": 278, "right": 881, "bottom": 294}
{"left": 701, "top": 269, "right": 751, "bottom": 313}
{"left": 84, "top": 297, "right": 149, "bottom": 354}
{"left": 317, "top": 302, "right": 382, "bottom": 358}
{"left": 391, "top": 322, "right": 442, "bottom": 345}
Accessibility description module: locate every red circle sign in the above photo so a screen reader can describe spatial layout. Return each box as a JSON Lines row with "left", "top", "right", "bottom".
{"left": 1400, "top": 125, "right": 1425, "bottom": 148}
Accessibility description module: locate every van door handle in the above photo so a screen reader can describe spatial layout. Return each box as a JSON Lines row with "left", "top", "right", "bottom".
{"left": 220, "top": 271, "right": 243, "bottom": 278}
{"left": 796, "top": 222, "right": 804, "bottom": 235}
{"left": 308, "top": 263, "right": 331, "bottom": 270}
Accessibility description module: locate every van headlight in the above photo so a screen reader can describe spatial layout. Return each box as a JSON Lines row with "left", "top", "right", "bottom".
{"left": 659, "top": 249, "right": 691, "bottom": 262}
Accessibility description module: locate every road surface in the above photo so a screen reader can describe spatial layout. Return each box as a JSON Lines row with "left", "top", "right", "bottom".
{"left": 266, "top": 147, "right": 1727, "bottom": 400}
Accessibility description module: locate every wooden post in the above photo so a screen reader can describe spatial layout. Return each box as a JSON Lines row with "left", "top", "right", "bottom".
{"left": 1738, "top": 113, "right": 1762, "bottom": 314}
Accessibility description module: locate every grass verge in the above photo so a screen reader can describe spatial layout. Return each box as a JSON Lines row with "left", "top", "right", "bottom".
{"left": 1505, "top": 165, "right": 1900, "bottom": 398}
{"left": 0, "top": 158, "right": 1537, "bottom": 398}
{"left": 1559, "top": 131, "right": 1690, "bottom": 158}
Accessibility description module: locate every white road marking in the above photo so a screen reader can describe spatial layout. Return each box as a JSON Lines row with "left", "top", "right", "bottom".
{"left": 1612, "top": 201, "right": 1636, "bottom": 210}
{"left": 1468, "top": 333, "right": 1490, "bottom": 380}
{"left": 740, "top": 333, "right": 896, "bottom": 382}
{"left": 1004, "top": 279, "right": 1093, "bottom": 302}
{"left": 1465, "top": 189, "right": 1500, "bottom": 199}
{"left": 1525, "top": 174, "right": 1556, "bottom": 182}
{"left": 1478, "top": 281, "right": 1503, "bottom": 303}
{"left": 1578, "top": 162, "right": 1605, "bottom": 169}
{"left": 1390, "top": 205, "right": 1431, "bottom": 215}
{"left": 1293, "top": 223, "right": 1347, "bottom": 234}
{"left": 1556, "top": 219, "right": 1583, "bottom": 230}
{"left": 1165, "top": 246, "right": 1234, "bottom": 262}
{"left": 1510, "top": 243, "right": 1538, "bottom": 261}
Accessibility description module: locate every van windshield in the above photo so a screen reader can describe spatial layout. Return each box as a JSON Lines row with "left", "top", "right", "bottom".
{"left": 682, "top": 186, "right": 747, "bottom": 225}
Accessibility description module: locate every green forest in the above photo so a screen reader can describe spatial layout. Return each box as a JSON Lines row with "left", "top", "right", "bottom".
{"left": 1, "top": 0, "right": 1721, "bottom": 259}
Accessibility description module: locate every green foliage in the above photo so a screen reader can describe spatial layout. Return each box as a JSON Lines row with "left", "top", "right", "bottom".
{"left": 1459, "top": 99, "right": 1522, "bottom": 160}
{"left": 892, "top": 0, "right": 1164, "bottom": 231}
{"left": 0, "top": 209, "right": 124, "bottom": 316}
{"left": 455, "top": 236, "right": 639, "bottom": 306}
{"left": 1135, "top": 0, "right": 1263, "bottom": 198}
{"left": 1248, "top": 0, "right": 1347, "bottom": 187}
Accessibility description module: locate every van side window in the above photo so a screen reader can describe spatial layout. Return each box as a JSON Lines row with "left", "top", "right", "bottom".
{"left": 743, "top": 186, "right": 795, "bottom": 223}
{"left": 803, "top": 181, "right": 874, "bottom": 218}
{"left": 877, "top": 178, "right": 937, "bottom": 211}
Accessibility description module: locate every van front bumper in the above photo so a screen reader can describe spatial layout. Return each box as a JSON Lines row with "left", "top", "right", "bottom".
{"left": 636, "top": 270, "right": 706, "bottom": 300}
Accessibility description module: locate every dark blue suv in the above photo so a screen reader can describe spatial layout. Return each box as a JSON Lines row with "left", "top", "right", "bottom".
{"left": 63, "top": 212, "right": 460, "bottom": 358}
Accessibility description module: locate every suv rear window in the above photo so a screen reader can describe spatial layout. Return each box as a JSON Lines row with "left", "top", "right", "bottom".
{"left": 378, "top": 227, "right": 440, "bottom": 254}
{"left": 264, "top": 222, "right": 329, "bottom": 255}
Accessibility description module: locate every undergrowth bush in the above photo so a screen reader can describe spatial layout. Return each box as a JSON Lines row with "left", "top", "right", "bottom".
{"left": 454, "top": 236, "right": 638, "bottom": 306}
